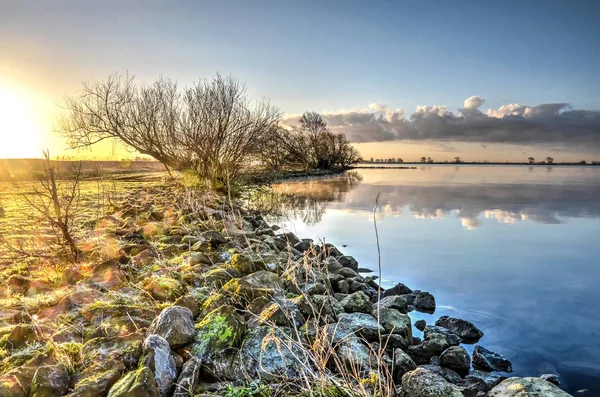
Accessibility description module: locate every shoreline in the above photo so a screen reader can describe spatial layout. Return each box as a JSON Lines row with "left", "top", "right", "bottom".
{"left": 0, "top": 184, "right": 573, "bottom": 396}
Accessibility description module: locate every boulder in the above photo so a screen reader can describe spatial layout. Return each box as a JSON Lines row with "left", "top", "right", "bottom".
{"left": 143, "top": 277, "right": 183, "bottom": 302}
{"left": 440, "top": 346, "right": 471, "bottom": 375}
{"left": 472, "top": 345, "right": 513, "bottom": 372}
{"left": 220, "top": 271, "right": 284, "bottom": 302}
{"left": 201, "top": 267, "right": 241, "bottom": 288}
{"left": 229, "top": 254, "right": 266, "bottom": 275}
{"left": 488, "top": 377, "right": 571, "bottom": 396}
{"left": 240, "top": 326, "right": 307, "bottom": 381}
{"left": 393, "top": 348, "right": 417, "bottom": 382}
{"left": 415, "top": 320, "right": 427, "bottom": 331}
{"left": 173, "top": 358, "right": 200, "bottom": 397}
{"left": 336, "top": 337, "right": 376, "bottom": 374}
{"left": 190, "top": 306, "right": 245, "bottom": 363}
{"left": 338, "top": 255, "right": 359, "bottom": 271}
{"left": 435, "top": 316, "right": 483, "bottom": 343}
{"left": 107, "top": 367, "right": 161, "bottom": 397}
{"left": 455, "top": 377, "right": 490, "bottom": 397}
{"left": 401, "top": 367, "right": 463, "bottom": 397}
{"left": 337, "top": 267, "right": 360, "bottom": 279}
{"left": 407, "top": 333, "right": 449, "bottom": 365}
{"left": 70, "top": 361, "right": 125, "bottom": 397}
{"left": 382, "top": 282, "right": 412, "bottom": 297}
{"left": 81, "top": 333, "right": 144, "bottom": 368}
{"left": 540, "top": 374, "right": 561, "bottom": 386}
{"left": 148, "top": 306, "right": 195, "bottom": 348}
{"left": 377, "top": 307, "right": 412, "bottom": 340}
{"left": 201, "top": 230, "right": 227, "bottom": 246}
{"left": 257, "top": 298, "right": 305, "bottom": 327}
{"left": 411, "top": 291, "right": 436, "bottom": 313}
{"left": 338, "top": 312, "right": 384, "bottom": 342}
{"left": 142, "top": 335, "right": 176, "bottom": 397}
{"left": 340, "top": 291, "right": 372, "bottom": 313}
{"left": 30, "top": 364, "right": 70, "bottom": 397}
{"left": 424, "top": 325, "right": 462, "bottom": 346}
{"left": 375, "top": 295, "right": 408, "bottom": 313}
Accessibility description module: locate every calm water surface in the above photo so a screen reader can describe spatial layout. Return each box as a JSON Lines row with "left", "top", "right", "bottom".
{"left": 268, "top": 165, "right": 600, "bottom": 394}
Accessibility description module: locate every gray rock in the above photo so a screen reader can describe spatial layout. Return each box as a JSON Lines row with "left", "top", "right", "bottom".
{"left": 472, "top": 345, "right": 513, "bottom": 372}
{"left": 240, "top": 326, "right": 307, "bottom": 381}
{"left": 297, "top": 294, "right": 344, "bottom": 320}
{"left": 143, "top": 335, "right": 176, "bottom": 397}
{"left": 383, "top": 333, "right": 410, "bottom": 350}
{"left": 401, "top": 367, "right": 463, "bottom": 397}
{"left": 340, "top": 291, "right": 372, "bottom": 313}
{"left": 440, "top": 346, "right": 471, "bottom": 375}
{"left": 488, "top": 377, "right": 571, "bottom": 396}
{"left": 455, "top": 377, "right": 489, "bottom": 397}
{"left": 408, "top": 333, "right": 450, "bottom": 365}
{"left": 377, "top": 307, "right": 412, "bottom": 340}
{"left": 412, "top": 291, "right": 436, "bottom": 313}
{"left": 540, "top": 374, "right": 561, "bottom": 386}
{"left": 201, "top": 230, "right": 227, "bottom": 246}
{"left": 220, "top": 270, "right": 284, "bottom": 302}
{"left": 325, "top": 257, "right": 343, "bottom": 273}
{"left": 415, "top": 320, "right": 426, "bottom": 331}
{"left": 338, "top": 255, "right": 359, "bottom": 271}
{"left": 282, "top": 232, "right": 301, "bottom": 246}
{"left": 257, "top": 298, "right": 305, "bottom": 327}
{"left": 148, "top": 306, "right": 195, "bottom": 349}
{"left": 173, "top": 358, "right": 200, "bottom": 397}
{"left": 393, "top": 348, "right": 417, "bottom": 382}
{"left": 336, "top": 337, "right": 376, "bottom": 374}
{"left": 435, "top": 316, "right": 484, "bottom": 343}
{"left": 338, "top": 312, "right": 384, "bottom": 341}
{"left": 424, "top": 325, "right": 462, "bottom": 346}
{"left": 382, "top": 282, "right": 413, "bottom": 297}
{"left": 336, "top": 279, "right": 350, "bottom": 294}
{"left": 375, "top": 295, "right": 408, "bottom": 313}
{"left": 337, "top": 267, "right": 360, "bottom": 279}
{"left": 467, "top": 370, "right": 507, "bottom": 389}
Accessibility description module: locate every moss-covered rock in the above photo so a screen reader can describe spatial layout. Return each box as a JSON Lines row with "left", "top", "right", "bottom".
{"left": 143, "top": 277, "right": 183, "bottom": 302}
{"left": 70, "top": 360, "right": 125, "bottom": 397}
{"left": 229, "top": 253, "right": 266, "bottom": 275}
{"left": 30, "top": 364, "right": 70, "bottom": 397}
{"left": 190, "top": 306, "right": 245, "bottom": 363}
{"left": 80, "top": 333, "right": 144, "bottom": 368}
{"left": 220, "top": 270, "right": 284, "bottom": 302}
{"left": 147, "top": 306, "right": 195, "bottom": 349}
{"left": 201, "top": 266, "right": 241, "bottom": 288}
{"left": 107, "top": 367, "right": 161, "bottom": 397}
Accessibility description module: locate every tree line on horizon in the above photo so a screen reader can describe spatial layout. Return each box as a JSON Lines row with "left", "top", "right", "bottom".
{"left": 56, "top": 73, "right": 361, "bottom": 188}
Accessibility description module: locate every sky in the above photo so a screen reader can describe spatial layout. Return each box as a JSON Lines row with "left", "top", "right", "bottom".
{"left": 0, "top": 0, "right": 599, "bottom": 161}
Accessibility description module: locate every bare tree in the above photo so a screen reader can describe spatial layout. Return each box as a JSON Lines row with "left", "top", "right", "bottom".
{"left": 420, "top": 157, "right": 427, "bottom": 163}
{"left": 546, "top": 156, "right": 554, "bottom": 164}
{"left": 57, "top": 73, "right": 280, "bottom": 186}
{"left": 528, "top": 157, "right": 535, "bottom": 164}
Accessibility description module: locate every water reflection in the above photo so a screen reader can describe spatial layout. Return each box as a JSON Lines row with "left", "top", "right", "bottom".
{"left": 260, "top": 166, "right": 600, "bottom": 229}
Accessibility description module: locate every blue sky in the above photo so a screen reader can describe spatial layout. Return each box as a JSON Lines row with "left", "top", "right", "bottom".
{"left": 0, "top": 0, "right": 599, "bottom": 159}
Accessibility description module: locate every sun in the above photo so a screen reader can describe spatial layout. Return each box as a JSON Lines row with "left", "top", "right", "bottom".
{"left": 0, "top": 86, "right": 44, "bottom": 158}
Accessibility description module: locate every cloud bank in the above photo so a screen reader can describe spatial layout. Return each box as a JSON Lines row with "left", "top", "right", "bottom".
{"left": 283, "top": 96, "right": 600, "bottom": 148}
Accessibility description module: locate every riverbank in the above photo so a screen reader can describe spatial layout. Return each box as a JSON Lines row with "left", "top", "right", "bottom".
{"left": 0, "top": 184, "right": 573, "bottom": 396}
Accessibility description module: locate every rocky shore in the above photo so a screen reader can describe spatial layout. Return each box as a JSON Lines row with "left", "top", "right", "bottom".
{"left": 0, "top": 185, "right": 572, "bottom": 396}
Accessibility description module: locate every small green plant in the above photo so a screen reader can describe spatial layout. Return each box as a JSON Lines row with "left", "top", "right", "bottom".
{"left": 223, "top": 381, "right": 271, "bottom": 397}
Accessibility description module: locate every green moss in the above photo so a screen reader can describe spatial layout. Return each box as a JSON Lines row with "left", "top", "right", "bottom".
{"left": 191, "top": 306, "right": 244, "bottom": 359}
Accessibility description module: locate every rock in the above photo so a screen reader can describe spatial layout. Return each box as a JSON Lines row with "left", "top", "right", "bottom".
{"left": 393, "top": 348, "right": 417, "bottom": 382}
{"left": 30, "top": 364, "right": 70, "bottom": 397}
{"left": 148, "top": 306, "right": 194, "bottom": 349}
{"left": 335, "top": 279, "right": 350, "bottom": 294}
{"left": 302, "top": 282, "right": 327, "bottom": 296}
{"left": 142, "top": 335, "right": 176, "bottom": 397}
{"left": 338, "top": 255, "right": 359, "bottom": 271}
{"left": 472, "top": 345, "right": 513, "bottom": 372}
{"left": 540, "top": 374, "right": 561, "bottom": 386}
{"left": 488, "top": 377, "right": 571, "bottom": 396}
{"left": 440, "top": 346, "right": 471, "bottom": 375}
{"left": 70, "top": 363, "right": 124, "bottom": 397}
{"left": 435, "top": 316, "right": 483, "bottom": 343}
{"left": 5, "top": 324, "right": 43, "bottom": 350}
{"left": 415, "top": 320, "right": 427, "bottom": 331}
{"left": 375, "top": 295, "right": 408, "bottom": 313}
{"left": 282, "top": 232, "right": 301, "bottom": 246}
{"left": 412, "top": 291, "right": 436, "bottom": 313}
{"left": 229, "top": 254, "right": 266, "bottom": 275}
{"left": 257, "top": 298, "right": 305, "bottom": 327}
{"left": 424, "top": 325, "right": 462, "bottom": 346}
{"left": 377, "top": 307, "right": 412, "bottom": 340}
{"left": 191, "top": 306, "right": 245, "bottom": 363}
{"left": 325, "top": 257, "right": 343, "bottom": 273}
{"left": 173, "top": 358, "right": 200, "bottom": 397}
{"left": 81, "top": 333, "right": 144, "bottom": 368}
{"left": 143, "top": 277, "right": 183, "bottom": 302}
{"left": 200, "top": 347, "right": 245, "bottom": 381}
{"left": 336, "top": 267, "right": 360, "bottom": 280}
{"left": 293, "top": 240, "right": 312, "bottom": 252}
{"left": 340, "top": 291, "right": 372, "bottom": 313}
{"left": 358, "top": 267, "right": 373, "bottom": 273}
{"left": 407, "top": 333, "right": 449, "bottom": 365}
{"left": 338, "top": 312, "right": 384, "bottom": 341}
{"left": 220, "top": 270, "right": 284, "bottom": 302}
{"left": 382, "top": 282, "right": 413, "bottom": 297}
{"left": 201, "top": 267, "right": 241, "bottom": 288}
{"left": 107, "top": 367, "right": 161, "bottom": 397}
{"left": 336, "top": 337, "right": 376, "bottom": 374}
{"left": 240, "top": 326, "right": 307, "bottom": 380}
{"left": 348, "top": 278, "right": 377, "bottom": 298}
{"left": 467, "top": 370, "right": 507, "bottom": 389}
{"left": 455, "top": 377, "right": 490, "bottom": 397}
{"left": 201, "top": 230, "right": 227, "bottom": 246}
{"left": 401, "top": 367, "right": 463, "bottom": 397}
{"left": 383, "top": 334, "right": 410, "bottom": 350}
{"left": 173, "top": 295, "right": 200, "bottom": 318}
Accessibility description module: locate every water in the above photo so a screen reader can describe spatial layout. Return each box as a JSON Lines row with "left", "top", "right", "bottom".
{"left": 267, "top": 165, "right": 600, "bottom": 394}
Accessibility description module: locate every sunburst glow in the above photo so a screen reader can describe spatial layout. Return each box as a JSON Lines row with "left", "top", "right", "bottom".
{"left": 0, "top": 87, "right": 44, "bottom": 158}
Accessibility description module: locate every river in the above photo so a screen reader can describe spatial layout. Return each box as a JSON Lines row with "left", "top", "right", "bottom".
{"left": 265, "top": 165, "right": 600, "bottom": 395}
